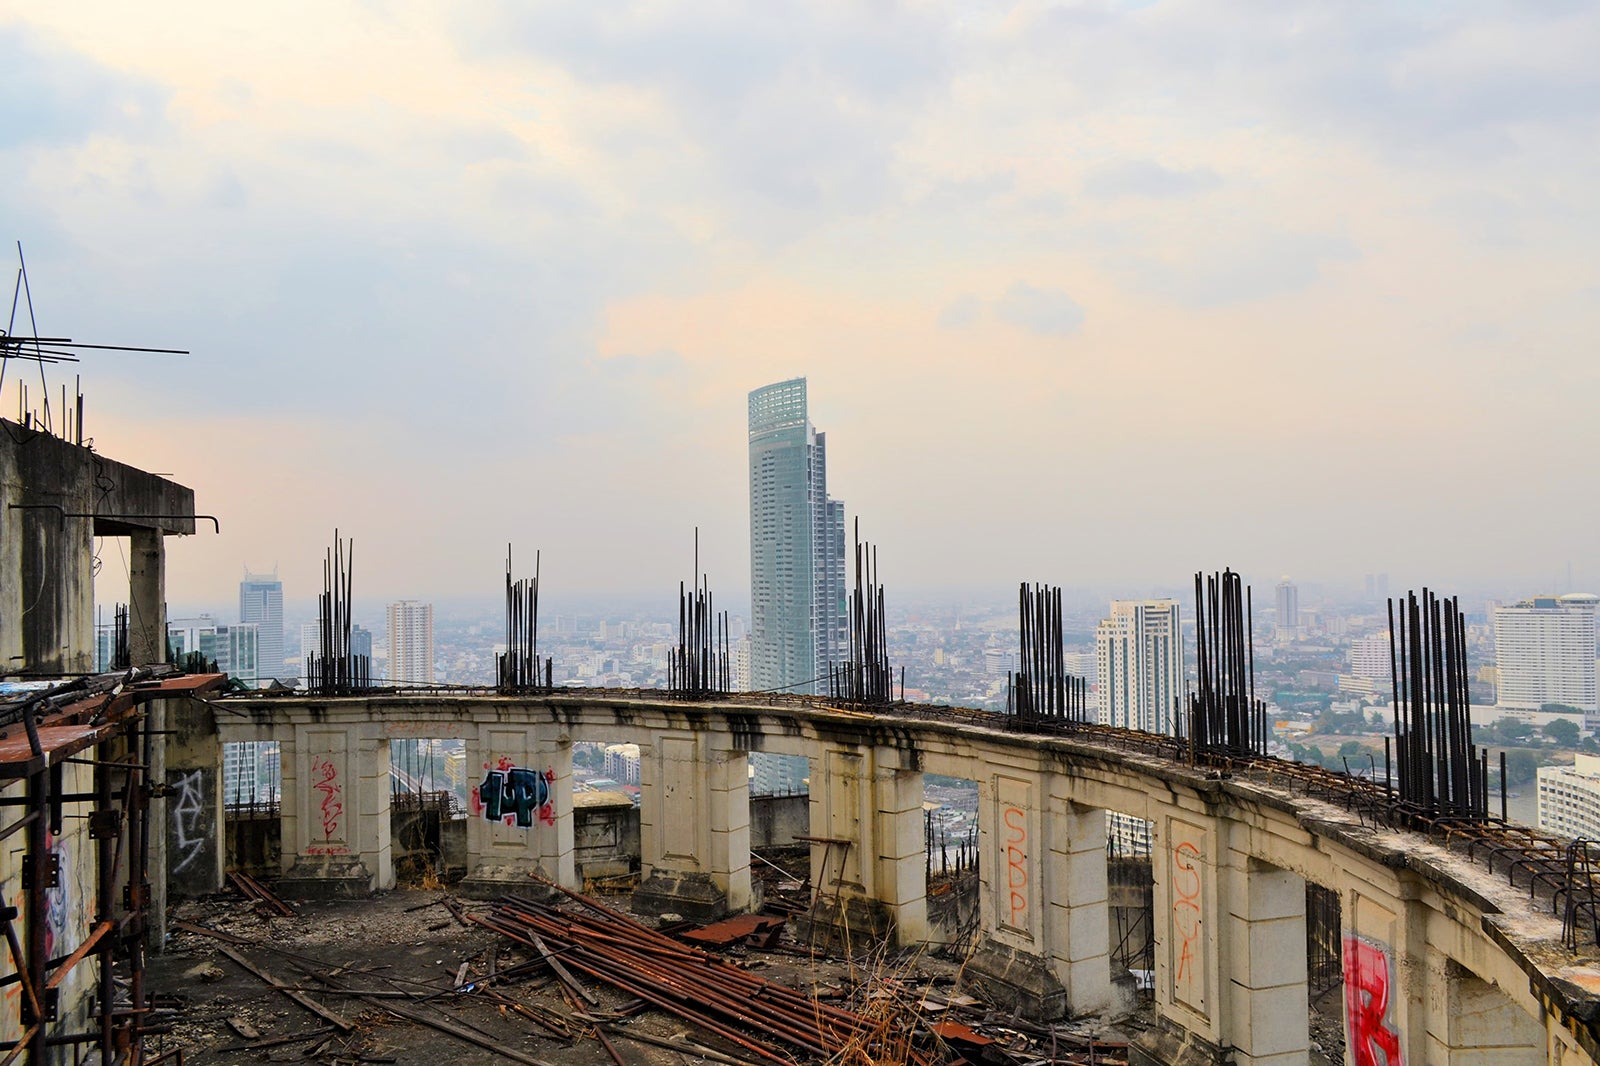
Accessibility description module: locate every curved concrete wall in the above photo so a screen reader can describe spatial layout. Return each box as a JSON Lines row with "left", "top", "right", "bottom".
{"left": 207, "top": 693, "right": 1600, "bottom": 1066}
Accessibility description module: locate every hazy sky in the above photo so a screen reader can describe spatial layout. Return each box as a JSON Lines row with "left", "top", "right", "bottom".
{"left": 5, "top": 2, "right": 1597, "bottom": 611}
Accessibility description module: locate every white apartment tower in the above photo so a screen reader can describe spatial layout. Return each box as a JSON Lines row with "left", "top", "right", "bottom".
{"left": 1095, "top": 599, "right": 1184, "bottom": 734}
{"left": 1494, "top": 594, "right": 1599, "bottom": 719}
{"left": 386, "top": 601, "right": 435, "bottom": 686}
{"left": 1349, "top": 632, "right": 1392, "bottom": 682}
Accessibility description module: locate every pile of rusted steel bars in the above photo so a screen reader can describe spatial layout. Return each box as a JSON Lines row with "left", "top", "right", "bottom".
{"left": 470, "top": 889, "right": 929, "bottom": 1066}
{"left": 497, "top": 545, "right": 552, "bottom": 692}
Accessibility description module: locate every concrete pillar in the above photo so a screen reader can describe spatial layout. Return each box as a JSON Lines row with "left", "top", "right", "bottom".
{"left": 163, "top": 699, "right": 224, "bottom": 897}
{"left": 459, "top": 724, "right": 574, "bottom": 898}
{"left": 1222, "top": 857, "right": 1309, "bottom": 1066}
{"left": 632, "top": 731, "right": 750, "bottom": 922}
{"left": 965, "top": 769, "right": 1110, "bottom": 1019}
{"left": 1423, "top": 955, "right": 1543, "bottom": 1065}
{"left": 148, "top": 700, "right": 170, "bottom": 949}
{"left": 799, "top": 743, "right": 925, "bottom": 949}
{"left": 127, "top": 528, "right": 166, "bottom": 667}
{"left": 278, "top": 722, "right": 391, "bottom": 898}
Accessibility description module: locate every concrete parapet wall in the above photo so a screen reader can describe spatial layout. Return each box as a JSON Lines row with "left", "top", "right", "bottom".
{"left": 209, "top": 693, "right": 1600, "bottom": 1064}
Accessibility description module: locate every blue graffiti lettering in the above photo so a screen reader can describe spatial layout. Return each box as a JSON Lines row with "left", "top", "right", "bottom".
{"left": 478, "top": 766, "right": 552, "bottom": 827}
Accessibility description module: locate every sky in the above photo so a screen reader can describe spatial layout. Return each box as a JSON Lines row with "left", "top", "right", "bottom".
{"left": 3, "top": 1, "right": 1598, "bottom": 614}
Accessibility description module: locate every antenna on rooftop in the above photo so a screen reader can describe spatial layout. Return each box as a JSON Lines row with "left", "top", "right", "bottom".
{"left": 1, "top": 241, "right": 189, "bottom": 444}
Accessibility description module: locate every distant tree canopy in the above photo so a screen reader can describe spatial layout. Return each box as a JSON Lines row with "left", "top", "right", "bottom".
{"left": 1544, "top": 719, "right": 1582, "bottom": 747}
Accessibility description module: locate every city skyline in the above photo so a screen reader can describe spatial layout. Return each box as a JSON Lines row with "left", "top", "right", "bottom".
{"left": 4, "top": 4, "right": 1593, "bottom": 609}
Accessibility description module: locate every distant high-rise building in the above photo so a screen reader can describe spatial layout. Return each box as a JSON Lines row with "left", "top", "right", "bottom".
{"left": 1349, "top": 632, "right": 1392, "bottom": 682}
{"left": 1365, "top": 573, "right": 1390, "bottom": 601}
{"left": 239, "top": 568, "right": 285, "bottom": 684}
{"left": 386, "top": 601, "right": 434, "bottom": 685}
{"left": 1539, "top": 754, "right": 1600, "bottom": 839}
{"left": 1494, "top": 594, "right": 1599, "bottom": 720}
{"left": 1095, "top": 600, "right": 1183, "bottom": 734}
{"left": 747, "top": 378, "right": 844, "bottom": 694}
{"left": 1275, "top": 578, "right": 1299, "bottom": 644}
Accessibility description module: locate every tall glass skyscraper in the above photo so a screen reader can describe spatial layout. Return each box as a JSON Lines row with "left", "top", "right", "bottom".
{"left": 748, "top": 379, "right": 845, "bottom": 695}
{"left": 239, "top": 568, "right": 285, "bottom": 684}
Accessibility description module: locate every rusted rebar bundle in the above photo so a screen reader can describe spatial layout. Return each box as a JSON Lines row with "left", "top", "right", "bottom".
{"left": 306, "top": 530, "right": 370, "bottom": 695}
{"left": 112, "top": 604, "right": 130, "bottom": 671}
{"left": 471, "top": 889, "right": 927, "bottom": 1065}
{"left": 1389, "top": 589, "right": 1486, "bottom": 819}
{"left": 1189, "top": 569, "right": 1266, "bottom": 758}
{"left": 829, "top": 520, "right": 897, "bottom": 708}
{"left": 668, "top": 529, "right": 730, "bottom": 699}
{"left": 496, "top": 546, "right": 551, "bottom": 692}
{"left": 1008, "top": 582, "right": 1088, "bottom": 725}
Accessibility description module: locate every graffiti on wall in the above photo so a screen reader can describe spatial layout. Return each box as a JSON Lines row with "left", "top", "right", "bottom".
{"left": 1172, "top": 840, "right": 1202, "bottom": 985}
{"left": 1343, "top": 933, "right": 1403, "bottom": 1066}
{"left": 42, "top": 831, "right": 71, "bottom": 960}
{"left": 310, "top": 756, "right": 344, "bottom": 840}
{"left": 1002, "top": 806, "right": 1029, "bottom": 930}
{"left": 472, "top": 757, "right": 555, "bottom": 828}
{"left": 170, "top": 769, "right": 212, "bottom": 875}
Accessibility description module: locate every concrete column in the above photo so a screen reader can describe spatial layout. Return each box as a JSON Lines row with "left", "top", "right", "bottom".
{"left": 148, "top": 700, "right": 170, "bottom": 949}
{"left": 127, "top": 528, "right": 166, "bottom": 667}
{"left": 1423, "top": 954, "right": 1543, "bottom": 1065}
{"left": 1222, "top": 857, "right": 1309, "bottom": 1066}
{"left": 278, "top": 722, "right": 390, "bottom": 898}
{"left": 164, "top": 699, "right": 224, "bottom": 897}
{"left": 800, "top": 743, "right": 925, "bottom": 949}
{"left": 966, "top": 769, "right": 1111, "bottom": 1020}
{"left": 633, "top": 731, "right": 750, "bottom": 921}
{"left": 459, "top": 724, "right": 574, "bottom": 898}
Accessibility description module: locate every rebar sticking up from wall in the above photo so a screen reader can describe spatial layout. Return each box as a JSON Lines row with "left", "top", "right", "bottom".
{"left": 667, "top": 528, "right": 730, "bottom": 699}
{"left": 1007, "top": 581, "right": 1088, "bottom": 726}
{"left": 828, "top": 520, "right": 897, "bottom": 708}
{"left": 306, "top": 529, "right": 370, "bottom": 695}
{"left": 1389, "top": 588, "right": 1487, "bottom": 819}
{"left": 1189, "top": 568, "right": 1267, "bottom": 758}
{"left": 112, "top": 603, "right": 131, "bottom": 671}
{"left": 497, "top": 545, "right": 552, "bottom": 692}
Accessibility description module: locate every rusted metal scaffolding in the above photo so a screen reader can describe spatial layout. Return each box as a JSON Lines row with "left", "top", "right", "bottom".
{"left": 0, "top": 669, "right": 223, "bottom": 1064}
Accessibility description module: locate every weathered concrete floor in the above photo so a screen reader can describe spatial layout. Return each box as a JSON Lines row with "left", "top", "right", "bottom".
{"left": 148, "top": 889, "right": 1137, "bottom": 1065}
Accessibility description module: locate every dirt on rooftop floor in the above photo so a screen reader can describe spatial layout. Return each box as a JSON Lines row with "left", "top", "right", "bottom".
{"left": 147, "top": 886, "right": 1142, "bottom": 1066}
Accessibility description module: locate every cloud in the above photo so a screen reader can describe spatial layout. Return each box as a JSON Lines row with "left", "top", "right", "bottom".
{"left": 0, "top": 26, "right": 166, "bottom": 149}
{"left": 937, "top": 294, "right": 981, "bottom": 329}
{"left": 1127, "top": 231, "right": 1359, "bottom": 307}
{"left": 994, "top": 283, "right": 1085, "bottom": 337}
{"left": 1083, "top": 159, "right": 1219, "bottom": 199}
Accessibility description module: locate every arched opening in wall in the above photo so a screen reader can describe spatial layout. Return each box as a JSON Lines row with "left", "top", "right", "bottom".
{"left": 222, "top": 740, "right": 280, "bottom": 878}
{"left": 570, "top": 740, "right": 642, "bottom": 894}
{"left": 747, "top": 752, "right": 810, "bottom": 911}
{"left": 1105, "top": 809, "right": 1154, "bottom": 999}
{"left": 923, "top": 772, "right": 979, "bottom": 954}
{"left": 390, "top": 738, "right": 467, "bottom": 886}
{"left": 1305, "top": 880, "right": 1345, "bottom": 1065}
